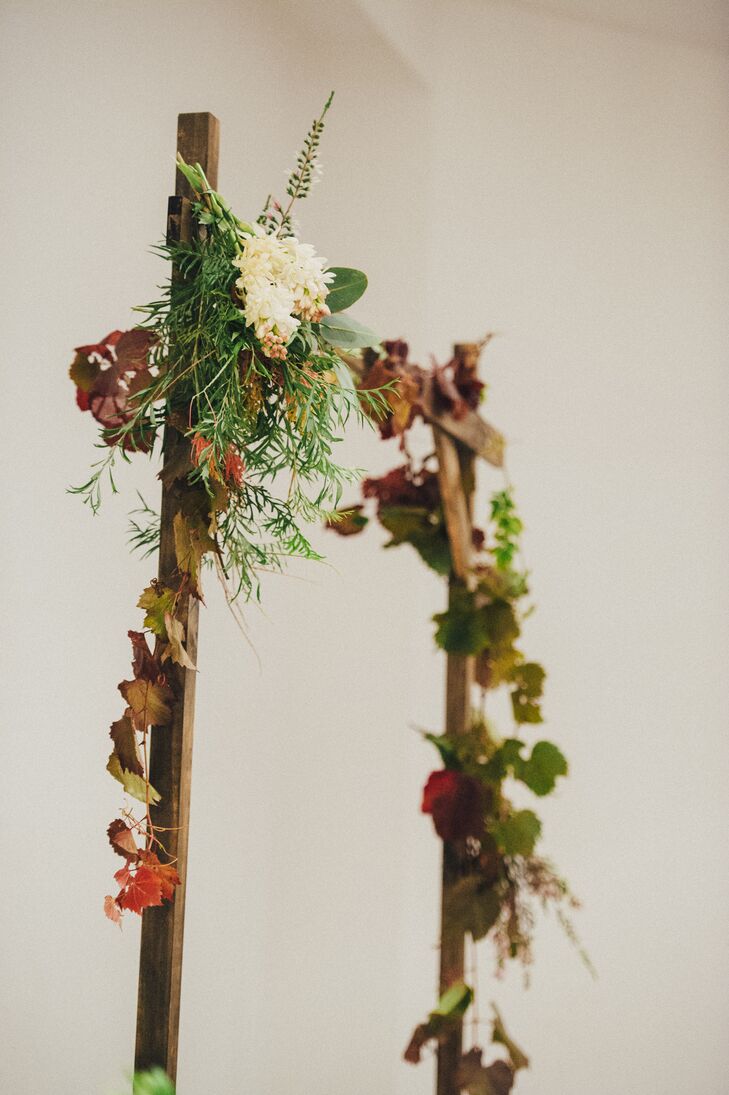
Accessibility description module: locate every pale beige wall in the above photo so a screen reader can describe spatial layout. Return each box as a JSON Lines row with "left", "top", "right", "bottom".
{"left": 0, "top": 2, "right": 727, "bottom": 1094}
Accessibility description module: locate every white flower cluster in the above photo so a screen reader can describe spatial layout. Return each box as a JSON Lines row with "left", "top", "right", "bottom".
{"left": 232, "top": 232, "right": 332, "bottom": 360}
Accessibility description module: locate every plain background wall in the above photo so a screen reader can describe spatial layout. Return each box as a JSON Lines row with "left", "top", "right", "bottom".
{"left": 1, "top": 2, "right": 727, "bottom": 1093}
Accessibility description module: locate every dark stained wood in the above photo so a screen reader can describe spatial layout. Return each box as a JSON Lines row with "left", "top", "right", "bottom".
{"left": 176, "top": 112, "right": 220, "bottom": 202}
{"left": 134, "top": 112, "right": 219, "bottom": 1081}
{"left": 434, "top": 344, "right": 480, "bottom": 1095}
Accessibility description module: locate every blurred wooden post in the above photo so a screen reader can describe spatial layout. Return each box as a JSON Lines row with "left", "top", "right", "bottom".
{"left": 433, "top": 343, "right": 480, "bottom": 1095}
{"left": 134, "top": 112, "right": 220, "bottom": 1081}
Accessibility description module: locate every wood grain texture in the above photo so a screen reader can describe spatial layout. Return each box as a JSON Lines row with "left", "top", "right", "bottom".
{"left": 134, "top": 112, "right": 219, "bottom": 1081}
{"left": 435, "top": 344, "right": 481, "bottom": 1095}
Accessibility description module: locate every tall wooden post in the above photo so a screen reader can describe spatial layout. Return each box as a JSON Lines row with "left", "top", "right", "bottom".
{"left": 433, "top": 344, "right": 481, "bottom": 1095}
{"left": 134, "top": 112, "right": 220, "bottom": 1080}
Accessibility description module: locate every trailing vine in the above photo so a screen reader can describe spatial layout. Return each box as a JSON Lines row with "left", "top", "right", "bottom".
{"left": 328, "top": 340, "right": 592, "bottom": 1088}
{"left": 69, "top": 97, "right": 388, "bottom": 923}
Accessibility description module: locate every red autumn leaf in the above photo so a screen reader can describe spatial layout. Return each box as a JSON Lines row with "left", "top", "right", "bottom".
{"left": 75, "top": 387, "right": 90, "bottom": 411}
{"left": 422, "top": 769, "right": 485, "bottom": 842}
{"left": 114, "top": 863, "right": 131, "bottom": 889}
{"left": 104, "top": 894, "right": 122, "bottom": 926}
{"left": 363, "top": 465, "right": 441, "bottom": 512}
{"left": 140, "top": 851, "right": 181, "bottom": 902}
{"left": 107, "top": 819, "right": 140, "bottom": 861}
{"left": 116, "top": 864, "right": 163, "bottom": 915}
{"left": 114, "top": 328, "right": 155, "bottom": 371}
{"left": 128, "top": 629, "right": 160, "bottom": 682}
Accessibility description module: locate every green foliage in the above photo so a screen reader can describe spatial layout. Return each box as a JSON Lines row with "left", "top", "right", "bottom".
{"left": 72, "top": 97, "right": 389, "bottom": 600}
{"left": 433, "top": 588, "right": 519, "bottom": 658}
{"left": 325, "top": 267, "right": 368, "bottom": 313}
{"left": 490, "top": 488, "right": 523, "bottom": 571}
{"left": 132, "top": 1069, "right": 175, "bottom": 1095}
{"left": 379, "top": 505, "right": 451, "bottom": 575}
{"left": 318, "top": 311, "right": 380, "bottom": 350}
{"left": 491, "top": 808, "right": 542, "bottom": 856}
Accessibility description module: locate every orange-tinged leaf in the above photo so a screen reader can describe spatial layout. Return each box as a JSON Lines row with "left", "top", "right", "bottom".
{"left": 140, "top": 851, "right": 181, "bottom": 902}
{"left": 117, "top": 864, "right": 163, "bottom": 915}
{"left": 119, "top": 678, "right": 173, "bottom": 731}
{"left": 104, "top": 894, "right": 122, "bottom": 927}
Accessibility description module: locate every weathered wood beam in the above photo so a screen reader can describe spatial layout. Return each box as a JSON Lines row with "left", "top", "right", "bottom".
{"left": 134, "top": 111, "right": 219, "bottom": 1081}
{"left": 434, "top": 343, "right": 481, "bottom": 1095}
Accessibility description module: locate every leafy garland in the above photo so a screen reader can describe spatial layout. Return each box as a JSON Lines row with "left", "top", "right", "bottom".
{"left": 69, "top": 97, "right": 388, "bottom": 923}
{"left": 328, "top": 340, "right": 592, "bottom": 1088}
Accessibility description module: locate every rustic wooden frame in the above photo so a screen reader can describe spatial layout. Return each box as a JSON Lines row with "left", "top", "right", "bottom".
{"left": 432, "top": 343, "right": 503, "bottom": 1095}
{"left": 134, "top": 112, "right": 219, "bottom": 1081}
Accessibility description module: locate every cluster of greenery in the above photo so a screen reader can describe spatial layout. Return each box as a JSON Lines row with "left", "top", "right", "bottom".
{"left": 71, "top": 95, "right": 387, "bottom": 599}
{"left": 329, "top": 348, "right": 591, "bottom": 1083}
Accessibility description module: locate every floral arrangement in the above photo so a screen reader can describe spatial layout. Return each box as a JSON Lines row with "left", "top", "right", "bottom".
{"left": 69, "top": 96, "right": 386, "bottom": 922}
{"left": 328, "top": 340, "right": 592, "bottom": 1087}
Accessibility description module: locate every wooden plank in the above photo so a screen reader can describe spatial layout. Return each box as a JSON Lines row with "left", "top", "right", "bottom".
{"left": 434, "top": 344, "right": 479, "bottom": 1095}
{"left": 433, "top": 427, "right": 473, "bottom": 583}
{"left": 421, "top": 375, "right": 504, "bottom": 466}
{"left": 134, "top": 112, "right": 219, "bottom": 1081}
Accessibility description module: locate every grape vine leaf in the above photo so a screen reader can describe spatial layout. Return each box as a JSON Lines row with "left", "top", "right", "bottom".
{"left": 117, "top": 864, "right": 164, "bottom": 914}
{"left": 109, "top": 715, "right": 143, "bottom": 777}
{"left": 457, "top": 1049, "right": 515, "bottom": 1095}
{"left": 510, "top": 661, "right": 545, "bottom": 724}
{"left": 119, "top": 678, "right": 173, "bottom": 731}
{"left": 404, "top": 981, "right": 474, "bottom": 1063}
{"left": 128, "top": 630, "right": 160, "bottom": 682}
{"left": 433, "top": 587, "right": 491, "bottom": 655}
{"left": 138, "top": 585, "right": 177, "bottom": 638}
{"left": 520, "top": 741, "right": 568, "bottom": 796}
{"left": 422, "top": 769, "right": 486, "bottom": 841}
{"left": 324, "top": 267, "right": 368, "bottom": 313}
{"left": 106, "top": 752, "right": 161, "bottom": 806}
{"left": 107, "top": 819, "right": 140, "bottom": 861}
{"left": 140, "top": 851, "right": 181, "bottom": 901}
{"left": 104, "top": 894, "right": 122, "bottom": 927}
{"left": 173, "top": 510, "right": 216, "bottom": 591}
{"left": 379, "top": 506, "right": 451, "bottom": 576}
{"left": 491, "top": 809, "right": 541, "bottom": 857}
{"left": 163, "top": 612, "right": 196, "bottom": 671}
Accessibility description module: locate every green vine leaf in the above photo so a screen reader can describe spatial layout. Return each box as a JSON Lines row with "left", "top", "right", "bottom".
{"left": 325, "top": 267, "right": 368, "bottom": 313}
{"left": 318, "top": 311, "right": 380, "bottom": 349}
{"left": 491, "top": 809, "right": 541, "bottom": 857}
{"left": 379, "top": 505, "right": 451, "bottom": 576}
{"left": 519, "top": 741, "right": 568, "bottom": 796}
{"left": 137, "top": 585, "right": 177, "bottom": 638}
{"left": 106, "top": 753, "right": 161, "bottom": 805}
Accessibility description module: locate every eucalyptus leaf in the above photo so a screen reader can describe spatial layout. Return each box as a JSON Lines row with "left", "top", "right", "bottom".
{"left": 325, "top": 267, "right": 368, "bottom": 312}
{"left": 319, "top": 312, "right": 380, "bottom": 350}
